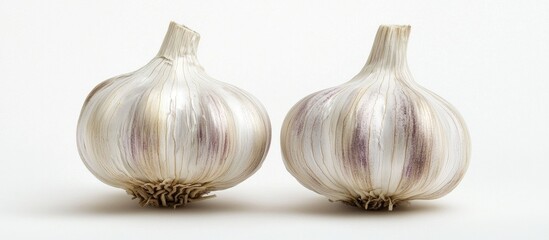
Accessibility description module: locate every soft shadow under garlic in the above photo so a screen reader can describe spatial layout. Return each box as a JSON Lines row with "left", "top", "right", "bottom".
{"left": 276, "top": 196, "right": 450, "bottom": 217}
{"left": 54, "top": 190, "right": 251, "bottom": 216}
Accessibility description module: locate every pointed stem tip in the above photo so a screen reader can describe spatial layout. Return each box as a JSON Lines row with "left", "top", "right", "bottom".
{"left": 156, "top": 21, "right": 200, "bottom": 60}
{"left": 365, "top": 25, "right": 411, "bottom": 69}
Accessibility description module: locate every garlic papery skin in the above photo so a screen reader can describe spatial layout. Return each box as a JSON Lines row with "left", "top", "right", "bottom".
{"left": 281, "top": 25, "right": 470, "bottom": 210}
{"left": 77, "top": 22, "right": 271, "bottom": 207}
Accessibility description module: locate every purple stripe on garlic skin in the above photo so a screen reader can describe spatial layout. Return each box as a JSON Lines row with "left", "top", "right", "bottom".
{"left": 281, "top": 25, "right": 470, "bottom": 210}
{"left": 77, "top": 22, "right": 271, "bottom": 207}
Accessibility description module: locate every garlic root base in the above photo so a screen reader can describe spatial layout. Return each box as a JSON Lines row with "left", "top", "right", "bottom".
{"left": 126, "top": 179, "right": 214, "bottom": 208}
{"left": 336, "top": 194, "right": 407, "bottom": 211}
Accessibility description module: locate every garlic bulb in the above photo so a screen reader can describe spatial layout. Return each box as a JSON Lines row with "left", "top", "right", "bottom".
{"left": 281, "top": 25, "right": 470, "bottom": 210}
{"left": 77, "top": 22, "right": 271, "bottom": 207}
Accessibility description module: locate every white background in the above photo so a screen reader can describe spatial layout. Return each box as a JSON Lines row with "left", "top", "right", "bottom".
{"left": 1, "top": 0, "right": 548, "bottom": 239}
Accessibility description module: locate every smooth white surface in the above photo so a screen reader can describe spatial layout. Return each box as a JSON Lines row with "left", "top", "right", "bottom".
{"left": 1, "top": 0, "right": 548, "bottom": 239}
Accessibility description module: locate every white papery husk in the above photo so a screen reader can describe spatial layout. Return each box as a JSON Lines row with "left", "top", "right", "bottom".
{"left": 77, "top": 22, "right": 271, "bottom": 207}
{"left": 281, "top": 25, "right": 470, "bottom": 210}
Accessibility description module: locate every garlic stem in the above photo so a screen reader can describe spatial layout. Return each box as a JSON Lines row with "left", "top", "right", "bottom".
{"left": 157, "top": 22, "right": 200, "bottom": 61}
{"left": 365, "top": 25, "right": 410, "bottom": 70}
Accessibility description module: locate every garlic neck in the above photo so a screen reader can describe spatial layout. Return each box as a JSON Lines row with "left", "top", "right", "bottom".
{"left": 363, "top": 25, "right": 410, "bottom": 71}
{"left": 156, "top": 22, "right": 200, "bottom": 61}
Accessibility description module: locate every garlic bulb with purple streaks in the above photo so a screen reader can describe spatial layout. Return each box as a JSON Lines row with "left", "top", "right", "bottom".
{"left": 281, "top": 25, "right": 470, "bottom": 210}
{"left": 77, "top": 22, "right": 271, "bottom": 207}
